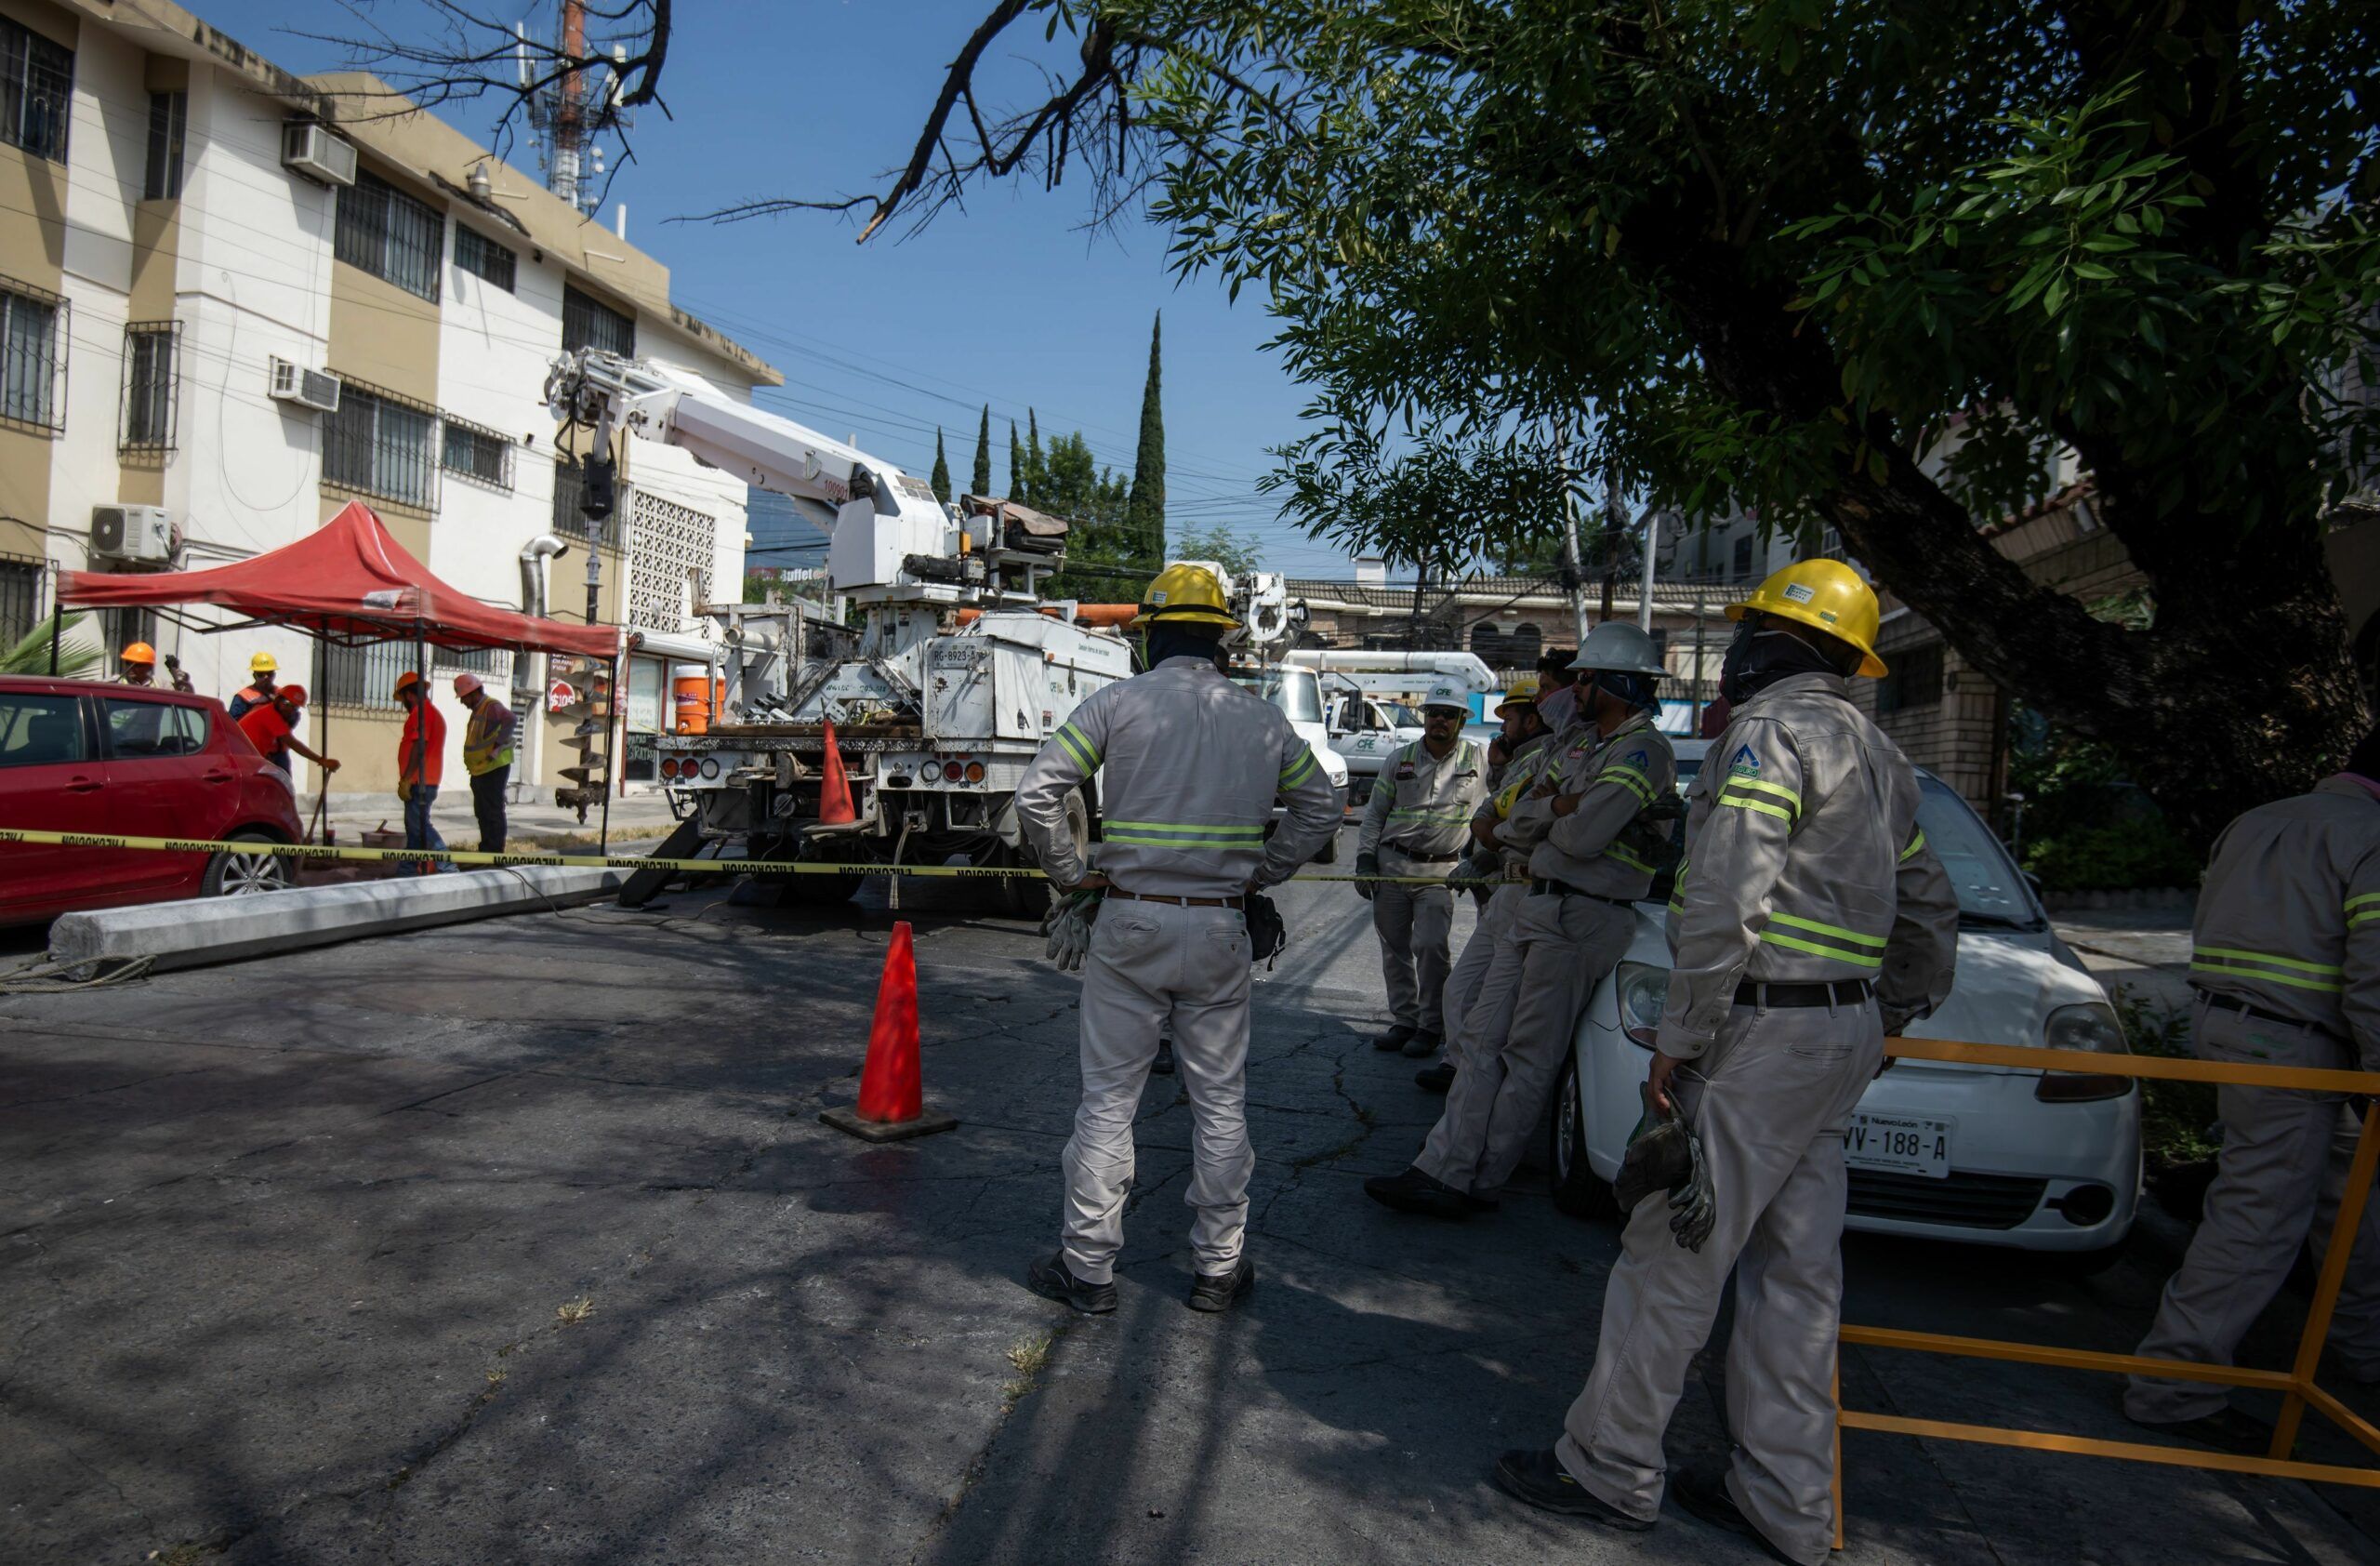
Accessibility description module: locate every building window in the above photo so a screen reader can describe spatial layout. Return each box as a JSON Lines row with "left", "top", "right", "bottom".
{"left": 0, "top": 18, "right": 71, "bottom": 165}
{"left": 0, "top": 553, "right": 42, "bottom": 646}
{"left": 1875, "top": 642, "right": 1945, "bottom": 715}
{"left": 335, "top": 171, "right": 443, "bottom": 303}
{"left": 322, "top": 640, "right": 412, "bottom": 710}
{"left": 454, "top": 226, "right": 516, "bottom": 293}
{"left": 562, "top": 285, "right": 635, "bottom": 357}
{"left": 144, "top": 91, "right": 186, "bottom": 200}
{"left": 324, "top": 381, "right": 438, "bottom": 510}
{"left": 121, "top": 322, "right": 178, "bottom": 453}
{"left": 0, "top": 279, "right": 64, "bottom": 430}
{"left": 441, "top": 417, "right": 513, "bottom": 490}
{"left": 1731, "top": 535, "right": 1753, "bottom": 577}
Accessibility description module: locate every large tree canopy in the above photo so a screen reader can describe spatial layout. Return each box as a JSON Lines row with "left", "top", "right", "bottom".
{"left": 785, "top": 0, "right": 2378, "bottom": 843}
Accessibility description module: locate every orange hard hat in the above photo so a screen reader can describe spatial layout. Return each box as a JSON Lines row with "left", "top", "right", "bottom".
{"left": 278, "top": 683, "right": 308, "bottom": 708}
{"left": 122, "top": 641, "right": 156, "bottom": 664}
{"left": 392, "top": 670, "right": 422, "bottom": 697}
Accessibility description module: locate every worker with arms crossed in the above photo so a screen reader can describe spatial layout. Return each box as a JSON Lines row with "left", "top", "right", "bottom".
{"left": 1494, "top": 561, "right": 1957, "bottom": 1566}
{"left": 1369, "top": 621, "right": 1677, "bottom": 1218}
{"left": 1418, "top": 679, "right": 1557, "bottom": 1096}
{"left": 2123, "top": 723, "right": 2380, "bottom": 1453}
{"left": 1015, "top": 564, "right": 1342, "bottom": 1317}
{"left": 1355, "top": 677, "right": 1491, "bottom": 1059}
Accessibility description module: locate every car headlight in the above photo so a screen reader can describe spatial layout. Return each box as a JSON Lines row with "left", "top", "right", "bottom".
{"left": 2038, "top": 1001, "right": 2133, "bottom": 1102}
{"left": 1615, "top": 960, "right": 1668, "bottom": 1049}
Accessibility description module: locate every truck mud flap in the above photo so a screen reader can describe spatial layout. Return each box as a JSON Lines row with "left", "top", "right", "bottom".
{"left": 616, "top": 816, "right": 707, "bottom": 908}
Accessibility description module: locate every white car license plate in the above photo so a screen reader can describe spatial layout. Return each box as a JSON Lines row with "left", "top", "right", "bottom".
{"left": 1845, "top": 1113, "right": 1953, "bottom": 1179}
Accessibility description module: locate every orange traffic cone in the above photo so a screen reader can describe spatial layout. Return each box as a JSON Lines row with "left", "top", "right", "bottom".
{"left": 818, "top": 718, "right": 855, "bottom": 825}
{"left": 820, "top": 922, "right": 959, "bottom": 1143}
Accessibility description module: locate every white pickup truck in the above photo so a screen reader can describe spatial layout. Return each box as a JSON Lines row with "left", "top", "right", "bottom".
{"left": 1227, "top": 662, "right": 1350, "bottom": 861}
{"left": 1325, "top": 692, "right": 1426, "bottom": 803}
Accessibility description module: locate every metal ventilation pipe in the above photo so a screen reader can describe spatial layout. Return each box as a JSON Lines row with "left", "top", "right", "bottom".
{"left": 517, "top": 535, "right": 572, "bottom": 800}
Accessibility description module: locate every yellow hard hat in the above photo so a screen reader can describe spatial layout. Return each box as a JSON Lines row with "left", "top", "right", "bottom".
{"left": 122, "top": 641, "right": 156, "bottom": 664}
{"left": 249, "top": 651, "right": 278, "bottom": 674}
{"left": 1726, "top": 559, "right": 1886, "bottom": 678}
{"left": 1134, "top": 563, "right": 1238, "bottom": 629}
{"left": 1496, "top": 674, "right": 1540, "bottom": 712}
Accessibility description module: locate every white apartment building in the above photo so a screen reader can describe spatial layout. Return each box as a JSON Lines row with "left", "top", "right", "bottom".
{"left": 0, "top": 0, "right": 782, "bottom": 797}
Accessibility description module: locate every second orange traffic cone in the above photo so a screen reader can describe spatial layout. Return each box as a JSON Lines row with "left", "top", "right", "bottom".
{"left": 818, "top": 717, "right": 855, "bottom": 825}
{"left": 819, "top": 922, "right": 958, "bottom": 1143}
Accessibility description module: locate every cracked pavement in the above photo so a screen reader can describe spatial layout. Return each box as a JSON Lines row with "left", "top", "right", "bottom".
{"left": 2, "top": 830, "right": 2376, "bottom": 1564}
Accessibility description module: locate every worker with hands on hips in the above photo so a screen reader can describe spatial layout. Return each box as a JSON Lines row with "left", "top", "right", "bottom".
{"left": 1012, "top": 564, "right": 1341, "bottom": 1318}
{"left": 1492, "top": 560, "right": 1956, "bottom": 1566}
{"left": 1355, "top": 678, "right": 1490, "bottom": 1059}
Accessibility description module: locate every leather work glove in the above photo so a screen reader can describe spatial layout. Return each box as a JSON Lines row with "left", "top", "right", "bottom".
{"left": 1613, "top": 1083, "right": 1716, "bottom": 1254}
{"left": 1040, "top": 888, "right": 1100, "bottom": 972}
{"left": 1243, "top": 892, "right": 1287, "bottom": 969}
{"left": 1668, "top": 1121, "right": 1716, "bottom": 1253}
{"left": 1354, "top": 850, "right": 1381, "bottom": 901}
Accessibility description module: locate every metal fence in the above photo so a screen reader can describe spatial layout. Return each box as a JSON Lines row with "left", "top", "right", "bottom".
{"left": 0, "top": 551, "right": 42, "bottom": 647}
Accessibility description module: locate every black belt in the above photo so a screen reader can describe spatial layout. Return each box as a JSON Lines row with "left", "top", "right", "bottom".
{"left": 1529, "top": 876, "right": 1637, "bottom": 909}
{"left": 1389, "top": 847, "right": 1462, "bottom": 863}
{"left": 1736, "top": 979, "right": 1875, "bottom": 1008}
{"left": 1108, "top": 888, "right": 1246, "bottom": 909}
{"left": 2197, "top": 989, "right": 2345, "bottom": 1043}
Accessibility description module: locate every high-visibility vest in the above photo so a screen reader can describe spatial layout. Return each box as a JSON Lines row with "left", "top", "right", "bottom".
{"left": 462, "top": 698, "right": 517, "bottom": 776}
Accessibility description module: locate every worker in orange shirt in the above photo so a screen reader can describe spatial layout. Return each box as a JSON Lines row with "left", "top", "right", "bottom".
{"left": 394, "top": 671, "right": 450, "bottom": 869}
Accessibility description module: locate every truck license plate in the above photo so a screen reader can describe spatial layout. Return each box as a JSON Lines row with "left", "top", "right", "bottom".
{"left": 1845, "top": 1113, "right": 1952, "bottom": 1179}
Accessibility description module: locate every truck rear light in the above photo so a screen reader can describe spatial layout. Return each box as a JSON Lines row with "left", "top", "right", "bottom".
{"left": 660, "top": 758, "right": 679, "bottom": 779}
{"left": 700, "top": 757, "right": 721, "bottom": 780}
{"left": 943, "top": 761, "right": 964, "bottom": 781}
{"left": 964, "top": 762, "right": 985, "bottom": 783}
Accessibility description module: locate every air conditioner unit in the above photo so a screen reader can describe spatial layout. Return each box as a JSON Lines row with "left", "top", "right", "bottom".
{"left": 281, "top": 122, "right": 358, "bottom": 188}
{"left": 91, "top": 504, "right": 175, "bottom": 565}
{"left": 268, "top": 357, "right": 342, "bottom": 414}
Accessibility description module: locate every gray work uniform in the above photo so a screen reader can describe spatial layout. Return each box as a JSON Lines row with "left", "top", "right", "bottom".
{"left": 1556, "top": 673, "right": 1956, "bottom": 1566}
{"left": 1016, "top": 655, "right": 1342, "bottom": 1285}
{"left": 1359, "top": 736, "right": 1490, "bottom": 1034}
{"left": 2126, "top": 774, "right": 2380, "bottom": 1423}
{"left": 1416, "top": 713, "right": 1676, "bottom": 1196}
{"left": 1440, "top": 737, "right": 1560, "bottom": 1066}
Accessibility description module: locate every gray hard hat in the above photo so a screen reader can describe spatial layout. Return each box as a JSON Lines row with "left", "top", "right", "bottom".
{"left": 1569, "top": 620, "right": 1667, "bottom": 677}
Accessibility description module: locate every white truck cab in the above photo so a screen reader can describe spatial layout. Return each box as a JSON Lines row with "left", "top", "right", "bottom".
{"left": 1228, "top": 663, "right": 1349, "bottom": 861}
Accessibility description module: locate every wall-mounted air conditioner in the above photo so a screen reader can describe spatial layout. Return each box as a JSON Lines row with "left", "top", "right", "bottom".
{"left": 282, "top": 122, "right": 358, "bottom": 188}
{"left": 268, "top": 357, "right": 342, "bottom": 414}
{"left": 91, "top": 504, "right": 175, "bottom": 565}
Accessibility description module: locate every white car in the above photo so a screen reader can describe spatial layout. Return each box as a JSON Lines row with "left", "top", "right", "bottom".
{"left": 1547, "top": 739, "right": 2142, "bottom": 1263}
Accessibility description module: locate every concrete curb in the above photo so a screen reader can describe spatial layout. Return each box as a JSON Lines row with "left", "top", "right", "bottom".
{"left": 47, "top": 866, "right": 624, "bottom": 973}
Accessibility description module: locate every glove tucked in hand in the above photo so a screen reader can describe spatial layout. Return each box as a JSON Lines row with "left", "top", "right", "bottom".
{"left": 1040, "top": 888, "right": 1100, "bottom": 972}
{"left": 1614, "top": 1082, "right": 1716, "bottom": 1253}
{"left": 1354, "top": 851, "right": 1381, "bottom": 901}
{"left": 1243, "top": 892, "right": 1287, "bottom": 968}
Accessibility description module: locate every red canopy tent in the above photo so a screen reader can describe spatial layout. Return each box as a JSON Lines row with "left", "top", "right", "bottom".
{"left": 55, "top": 500, "right": 622, "bottom": 848}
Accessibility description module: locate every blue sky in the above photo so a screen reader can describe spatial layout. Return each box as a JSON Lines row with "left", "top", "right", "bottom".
{"left": 196, "top": 0, "right": 1355, "bottom": 576}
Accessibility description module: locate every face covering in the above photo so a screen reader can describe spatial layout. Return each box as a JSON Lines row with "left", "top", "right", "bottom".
{"left": 1719, "top": 618, "right": 1843, "bottom": 704}
{"left": 1537, "top": 683, "right": 1579, "bottom": 732}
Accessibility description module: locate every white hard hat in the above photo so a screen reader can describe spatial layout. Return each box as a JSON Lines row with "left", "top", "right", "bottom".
{"left": 1570, "top": 621, "right": 1667, "bottom": 677}
{"left": 1421, "top": 677, "right": 1471, "bottom": 713}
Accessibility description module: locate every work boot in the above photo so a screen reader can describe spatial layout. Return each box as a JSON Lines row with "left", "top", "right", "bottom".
{"left": 1401, "top": 1029, "right": 1442, "bottom": 1059}
{"left": 1490, "top": 1449, "right": 1653, "bottom": 1531}
{"left": 1414, "top": 1061, "right": 1456, "bottom": 1094}
{"left": 1371, "top": 1023, "right": 1418, "bottom": 1052}
{"left": 1025, "top": 1252, "right": 1117, "bottom": 1316}
{"left": 1671, "top": 1462, "right": 1794, "bottom": 1564}
{"left": 2123, "top": 1402, "right": 2280, "bottom": 1458}
{"left": 1187, "top": 1257, "right": 1255, "bottom": 1313}
{"left": 1363, "top": 1165, "right": 1475, "bottom": 1219}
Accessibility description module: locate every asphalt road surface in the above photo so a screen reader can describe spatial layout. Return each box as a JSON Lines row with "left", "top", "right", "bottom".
{"left": 2, "top": 826, "right": 2375, "bottom": 1564}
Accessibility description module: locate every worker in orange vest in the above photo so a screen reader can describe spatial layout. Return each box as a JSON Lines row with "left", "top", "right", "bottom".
{"left": 227, "top": 651, "right": 278, "bottom": 719}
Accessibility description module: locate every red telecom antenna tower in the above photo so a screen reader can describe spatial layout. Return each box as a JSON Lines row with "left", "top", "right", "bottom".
{"left": 520, "top": 0, "right": 629, "bottom": 217}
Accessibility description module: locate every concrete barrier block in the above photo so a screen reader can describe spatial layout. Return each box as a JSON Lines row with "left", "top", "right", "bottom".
{"left": 47, "top": 866, "right": 625, "bottom": 973}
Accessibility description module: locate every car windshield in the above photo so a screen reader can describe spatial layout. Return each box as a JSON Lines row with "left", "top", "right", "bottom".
{"left": 1232, "top": 669, "right": 1323, "bottom": 723}
{"left": 1381, "top": 702, "right": 1423, "bottom": 728}
{"left": 1916, "top": 775, "right": 2044, "bottom": 928}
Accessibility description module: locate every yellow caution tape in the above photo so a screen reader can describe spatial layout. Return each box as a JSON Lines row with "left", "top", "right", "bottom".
{"left": 0, "top": 826, "right": 1476, "bottom": 885}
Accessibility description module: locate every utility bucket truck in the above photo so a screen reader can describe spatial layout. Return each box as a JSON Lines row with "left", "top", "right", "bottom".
{"left": 546, "top": 352, "right": 1343, "bottom": 906}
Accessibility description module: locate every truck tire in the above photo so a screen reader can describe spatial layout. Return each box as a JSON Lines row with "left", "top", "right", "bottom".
{"left": 1000, "top": 789, "right": 1089, "bottom": 918}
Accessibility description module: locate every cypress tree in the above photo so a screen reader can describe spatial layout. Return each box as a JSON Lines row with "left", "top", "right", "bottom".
{"left": 1026, "top": 409, "right": 1045, "bottom": 510}
{"left": 930, "top": 428, "right": 952, "bottom": 503}
{"left": 971, "top": 405, "right": 992, "bottom": 497}
{"left": 1126, "top": 312, "right": 1166, "bottom": 565}
{"left": 1009, "top": 419, "right": 1024, "bottom": 499}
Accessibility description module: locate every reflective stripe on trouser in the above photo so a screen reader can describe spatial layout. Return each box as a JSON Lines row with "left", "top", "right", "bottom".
{"left": 1063, "top": 899, "right": 1254, "bottom": 1286}
{"left": 1372, "top": 846, "right": 1455, "bottom": 1029}
{"left": 1440, "top": 882, "right": 1527, "bottom": 1059}
{"left": 1415, "top": 892, "right": 1632, "bottom": 1196}
{"left": 1555, "top": 999, "right": 1882, "bottom": 1566}
{"left": 2124, "top": 1001, "right": 2380, "bottom": 1422}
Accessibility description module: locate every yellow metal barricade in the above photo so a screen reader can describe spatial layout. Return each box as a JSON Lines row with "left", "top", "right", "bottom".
{"left": 1835, "top": 1036, "right": 2380, "bottom": 1549}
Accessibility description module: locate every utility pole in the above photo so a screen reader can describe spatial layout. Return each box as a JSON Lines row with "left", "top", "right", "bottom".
{"left": 1599, "top": 459, "right": 1625, "bottom": 623}
{"left": 1637, "top": 503, "right": 1659, "bottom": 633}
{"left": 1690, "top": 590, "right": 1708, "bottom": 731}
{"left": 1554, "top": 420, "right": 1589, "bottom": 646}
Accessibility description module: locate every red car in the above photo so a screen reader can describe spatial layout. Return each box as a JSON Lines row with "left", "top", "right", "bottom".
{"left": 0, "top": 676, "right": 305, "bottom": 927}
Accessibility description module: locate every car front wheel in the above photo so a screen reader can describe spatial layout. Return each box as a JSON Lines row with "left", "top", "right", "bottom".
{"left": 204, "top": 831, "right": 293, "bottom": 897}
{"left": 1549, "top": 1051, "right": 1620, "bottom": 1221}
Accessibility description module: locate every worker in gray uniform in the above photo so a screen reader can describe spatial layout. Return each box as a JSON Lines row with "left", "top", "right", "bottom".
{"left": 1356, "top": 678, "right": 1492, "bottom": 1058}
{"left": 1368, "top": 620, "right": 1677, "bottom": 1217}
{"left": 2123, "top": 725, "right": 2380, "bottom": 1452}
{"left": 1492, "top": 561, "right": 1957, "bottom": 1566}
{"left": 1420, "top": 680, "right": 1554, "bottom": 1095}
{"left": 1015, "top": 564, "right": 1342, "bottom": 1317}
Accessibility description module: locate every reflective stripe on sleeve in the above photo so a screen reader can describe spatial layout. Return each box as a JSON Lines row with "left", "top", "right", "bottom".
{"left": 1279, "top": 750, "right": 1317, "bottom": 789}
{"left": 1717, "top": 776, "right": 1803, "bottom": 820}
{"left": 1604, "top": 843, "right": 1654, "bottom": 874}
{"left": 1899, "top": 828, "right": 1927, "bottom": 863}
{"left": 1598, "top": 764, "right": 1656, "bottom": 804}
{"left": 1053, "top": 723, "right": 1100, "bottom": 772}
{"left": 2347, "top": 893, "right": 2380, "bottom": 928}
